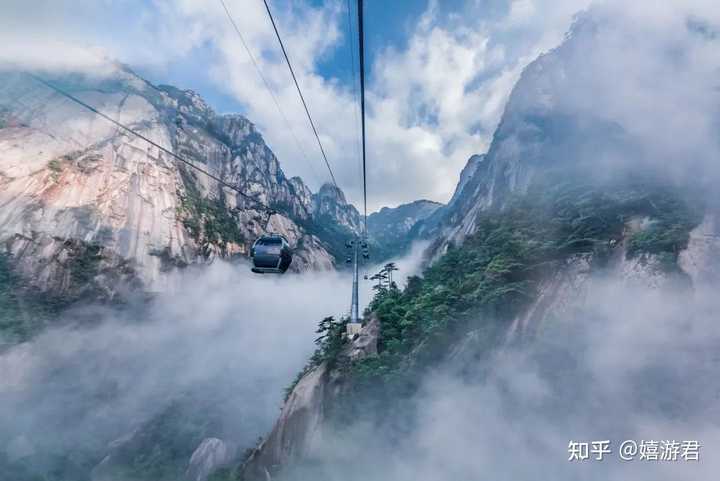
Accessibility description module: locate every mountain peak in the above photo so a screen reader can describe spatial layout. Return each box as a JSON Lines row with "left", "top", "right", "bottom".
{"left": 316, "top": 182, "right": 347, "bottom": 204}
{"left": 0, "top": 67, "right": 350, "bottom": 298}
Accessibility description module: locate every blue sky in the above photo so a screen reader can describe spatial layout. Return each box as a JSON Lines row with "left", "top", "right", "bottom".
{"left": 136, "top": 0, "right": 453, "bottom": 115}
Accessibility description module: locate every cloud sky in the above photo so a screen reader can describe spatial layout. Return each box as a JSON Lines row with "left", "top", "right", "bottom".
{"left": 0, "top": 0, "right": 717, "bottom": 206}
{"left": 0, "top": 0, "right": 594, "bottom": 211}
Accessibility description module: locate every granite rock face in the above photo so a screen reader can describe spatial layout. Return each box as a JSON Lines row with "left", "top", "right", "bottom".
{"left": 186, "top": 438, "right": 235, "bottom": 481}
{"left": 0, "top": 67, "right": 360, "bottom": 299}
{"left": 241, "top": 317, "right": 380, "bottom": 480}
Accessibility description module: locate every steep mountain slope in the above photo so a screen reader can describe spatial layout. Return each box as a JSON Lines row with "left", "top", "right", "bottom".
{"left": 239, "top": 184, "right": 709, "bottom": 481}
{"left": 420, "top": 16, "right": 669, "bottom": 257}
{"left": 0, "top": 67, "right": 360, "bottom": 306}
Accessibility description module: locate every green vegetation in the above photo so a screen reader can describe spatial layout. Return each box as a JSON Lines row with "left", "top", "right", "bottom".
{"left": 48, "top": 158, "right": 63, "bottom": 181}
{"left": 178, "top": 171, "right": 245, "bottom": 252}
{"left": 366, "top": 201, "right": 443, "bottom": 261}
{"left": 626, "top": 193, "right": 701, "bottom": 258}
{"left": 0, "top": 450, "right": 96, "bottom": 481}
{"left": 0, "top": 241, "right": 112, "bottom": 344}
{"left": 68, "top": 242, "right": 103, "bottom": 287}
{"left": 323, "top": 179, "right": 701, "bottom": 416}
{"left": 208, "top": 467, "right": 238, "bottom": 481}
{"left": 48, "top": 159, "right": 63, "bottom": 173}
{"left": 301, "top": 213, "right": 417, "bottom": 266}
{"left": 284, "top": 316, "right": 349, "bottom": 401}
{"left": 0, "top": 254, "right": 55, "bottom": 343}
{"left": 297, "top": 215, "right": 356, "bottom": 265}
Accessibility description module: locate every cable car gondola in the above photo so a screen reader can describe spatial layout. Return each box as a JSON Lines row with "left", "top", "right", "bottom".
{"left": 251, "top": 234, "right": 292, "bottom": 274}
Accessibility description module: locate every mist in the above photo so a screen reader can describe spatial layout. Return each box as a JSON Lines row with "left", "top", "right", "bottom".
{"left": 0, "top": 261, "right": 348, "bottom": 466}
{"left": 498, "top": 0, "right": 720, "bottom": 195}
{"left": 278, "top": 267, "right": 720, "bottom": 481}
{"left": 0, "top": 241, "right": 429, "bottom": 473}
{"left": 359, "top": 241, "right": 430, "bottom": 301}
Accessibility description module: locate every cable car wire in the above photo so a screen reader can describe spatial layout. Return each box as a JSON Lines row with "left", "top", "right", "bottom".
{"left": 261, "top": 0, "right": 339, "bottom": 190}
{"left": 345, "top": 0, "right": 364, "bottom": 197}
{"left": 26, "top": 73, "right": 273, "bottom": 213}
{"left": 357, "top": 0, "right": 368, "bottom": 237}
{"left": 217, "top": 0, "right": 320, "bottom": 183}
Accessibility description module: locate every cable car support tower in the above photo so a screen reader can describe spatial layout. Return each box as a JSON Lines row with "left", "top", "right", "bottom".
{"left": 346, "top": 0, "right": 368, "bottom": 336}
{"left": 350, "top": 238, "right": 360, "bottom": 323}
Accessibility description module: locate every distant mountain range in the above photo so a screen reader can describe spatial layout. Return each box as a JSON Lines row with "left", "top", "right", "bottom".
{"left": 366, "top": 199, "right": 442, "bottom": 258}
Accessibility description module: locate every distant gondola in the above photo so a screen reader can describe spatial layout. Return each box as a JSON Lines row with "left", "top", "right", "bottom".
{"left": 251, "top": 234, "right": 292, "bottom": 274}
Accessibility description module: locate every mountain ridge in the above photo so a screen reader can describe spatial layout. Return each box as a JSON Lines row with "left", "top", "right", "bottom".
{"left": 0, "top": 66, "right": 363, "bottom": 305}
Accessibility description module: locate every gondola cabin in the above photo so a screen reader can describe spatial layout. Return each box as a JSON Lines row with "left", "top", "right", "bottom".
{"left": 251, "top": 234, "right": 292, "bottom": 274}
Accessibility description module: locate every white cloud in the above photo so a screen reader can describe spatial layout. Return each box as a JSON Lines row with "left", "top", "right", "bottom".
{"left": 0, "top": 260, "right": 352, "bottom": 458}
{"left": 0, "top": 241, "right": 428, "bottom": 470}
{"left": 513, "top": 0, "right": 720, "bottom": 186}
{"left": 360, "top": 0, "right": 601, "bottom": 208}
{"left": 4, "top": 0, "right": 716, "bottom": 207}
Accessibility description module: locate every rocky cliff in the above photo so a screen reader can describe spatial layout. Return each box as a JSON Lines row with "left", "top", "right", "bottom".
{"left": 0, "top": 66, "right": 361, "bottom": 301}
{"left": 311, "top": 183, "right": 362, "bottom": 234}
{"left": 241, "top": 317, "right": 380, "bottom": 480}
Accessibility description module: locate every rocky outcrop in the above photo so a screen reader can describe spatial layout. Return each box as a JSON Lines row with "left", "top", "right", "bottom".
{"left": 0, "top": 67, "right": 356, "bottom": 299}
{"left": 311, "top": 183, "right": 362, "bottom": 233}
{"left": 504, "top": 221, "right": 680, "bottom": 342}
{"left": 414, "top": 154, "right": 486, "bottom": 243}
{"left": 243, "top": 363, "right": 328, "bottom": 480}
{"left": 186, "top": 438, "right": 236, "bottom": 481}
{"left": 241, "top": 317, "right": 380, "bottom": 480}
{"left": 679, "top": 211, "right": 720, "bottom": 285}
{"left": 503, "top": 208, "right": 712, "bottom": 343}
{"left": 5, "top": 233, "right": 142, "bottom": 302}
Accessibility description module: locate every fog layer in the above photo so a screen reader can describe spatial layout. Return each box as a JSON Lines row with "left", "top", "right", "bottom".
{"left": 0, "top": 261, "right": 353, "bottom": 463}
